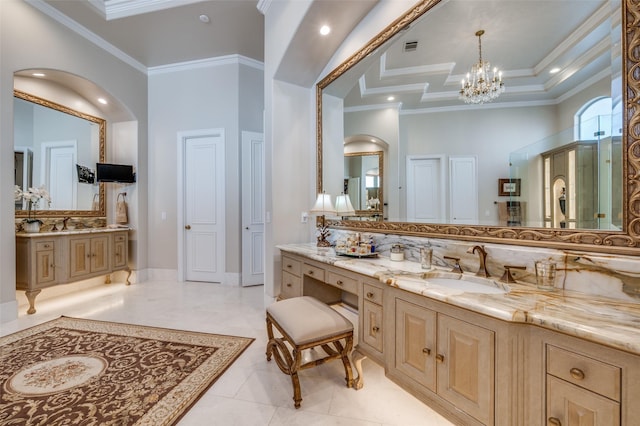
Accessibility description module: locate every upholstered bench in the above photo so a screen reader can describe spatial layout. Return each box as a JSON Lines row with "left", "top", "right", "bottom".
{"left": 266, "top": 296, "right": 355, "bottom": 408}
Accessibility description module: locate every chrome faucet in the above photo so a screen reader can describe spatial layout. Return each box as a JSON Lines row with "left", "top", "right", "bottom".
{"left": 62, "top": 217, "right": 71, "bottom": 231}
{"left": 467, "top": 245, "right": 490, "bottom": 278}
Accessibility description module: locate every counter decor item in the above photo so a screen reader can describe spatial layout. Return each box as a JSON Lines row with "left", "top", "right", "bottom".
{"left": 335, "top": 233, "right": 376, "bottom": 257}
{"left": 15, "top": 185, "right": 52, "bottom": 233}
{"left": 420, "top": 247, "right": 433, "bottom": 269}
{"left": 390, "top": 244, "right": 404, "bottom": 261}
{"left": 535, "top": 260, "right": 557, "bottom": 291}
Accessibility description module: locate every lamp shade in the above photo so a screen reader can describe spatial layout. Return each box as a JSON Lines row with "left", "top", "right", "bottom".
{"left": 309, "top": 193, "right": 336, "bottom": 216}
{"left": 334, "top": 193, "right": 355, "bottom": 216}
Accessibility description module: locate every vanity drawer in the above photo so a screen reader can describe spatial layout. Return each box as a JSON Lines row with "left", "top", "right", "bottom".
{"left": 113, "top": 234, "right": 127, "bottom": 243}
{"left": 363, "top": 282, "right": 383, "bottom": 305}
{"left": 547, "top": 344, "right": 621, "bottom": 401}
{"left": 303, "top": 263, "right": 325, "bottom": 281}
{"left": 281, "top": 271, "right": 302, "bottom": 299}
{"left": 282, "top": 255, "right": 301, "bottom": 277}
{"left": 35, "top": 241, "right": 55, "bottom": 251}
{"left": 327, "top": 271, "right": 358, "bottom": 295}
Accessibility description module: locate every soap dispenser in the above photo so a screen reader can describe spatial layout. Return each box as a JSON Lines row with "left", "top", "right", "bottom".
{"left": 390, "top": 244, "right": 404, "bottom": 261}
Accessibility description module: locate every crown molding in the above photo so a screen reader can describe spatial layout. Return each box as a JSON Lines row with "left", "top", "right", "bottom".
{"left": 256, "top": 0, "right": 272, "bottom": 15}
{"left": 26, "top": 0, "right": 147, "bottom": 74}
{"left": 88, "top": 0, "right": 204, "bottom": 20}
{"left": 148, "top": 55, "right": 264, "bottom": 75}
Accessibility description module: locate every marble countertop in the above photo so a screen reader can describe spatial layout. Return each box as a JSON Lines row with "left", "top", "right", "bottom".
{"left": 16, "top": 226, "right": 130, "bottom": 237}
{"left": 278, "top": 243, "right": 640, "bottom": 356}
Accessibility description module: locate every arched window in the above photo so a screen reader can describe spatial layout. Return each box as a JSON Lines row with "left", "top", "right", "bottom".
{"left": 574, "top": 97, "right": 613, "bottom": 140}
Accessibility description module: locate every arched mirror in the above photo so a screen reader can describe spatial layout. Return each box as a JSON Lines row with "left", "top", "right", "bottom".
{"left": 14, "top": 89, "right": 106, "bottom": 218}
{"left": 317, "top": 0, "right": 640, "bottom": 253}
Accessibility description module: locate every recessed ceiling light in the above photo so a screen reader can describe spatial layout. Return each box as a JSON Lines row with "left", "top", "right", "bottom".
{"left": 320, "top": 25, "right": 331, "bottom": 36}
{"left": 550, "top": 67, "right": 561, "bottom": 74}
{"left": 32, "top": 73, "right": 45, "bottom": 77}
{"left": 199, "top": 14, "right": 210, "bottom": 23}
{"left": 98, "top": 98, "right": 108, "bottom": 105}
{"left": 387, "top": 96, "right": 395, "bottom": 101}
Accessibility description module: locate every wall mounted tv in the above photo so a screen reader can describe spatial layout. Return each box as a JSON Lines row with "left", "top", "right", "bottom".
{"left": 96, "top": 163, "right": 136, "bottom": 183}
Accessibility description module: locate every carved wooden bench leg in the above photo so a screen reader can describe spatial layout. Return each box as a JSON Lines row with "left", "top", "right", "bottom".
{"left": 25, "top": 289, "right": 41, "bottom": 315}
{"left": 351, "top": 349, "right": 367, "bottom": 390}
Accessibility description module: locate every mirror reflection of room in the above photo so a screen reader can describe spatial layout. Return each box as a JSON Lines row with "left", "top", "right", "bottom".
{"left": 321, "top": 0, "right": 621, "bottom": 231}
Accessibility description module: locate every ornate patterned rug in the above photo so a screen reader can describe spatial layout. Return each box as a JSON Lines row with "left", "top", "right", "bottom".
{"left": 0, "top": 316, "right": 254, "bottom": 425}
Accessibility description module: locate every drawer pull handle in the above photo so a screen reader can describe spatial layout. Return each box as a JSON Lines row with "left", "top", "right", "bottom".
{"left": 548, "top": 417, "right": 561, "bottom": 426}
{"left": 286, "top": 283, "right": 292, "bottom": 287}
{"left": 366, "top": 292, "right": 374, "bottom": 299}
{"left": 422, "top": 348, "right": 431, "bottom": 355}
{"left": 436, "top": 354, "right": 445, "bottom": 363}
{"left": 372, "top": 326, "right": 380, "bottom": 332}
{"left": 336, "top": 280, "right": 343, "bottom": 286}
{"left": 569, "top": 368, "right": 585, "bottom": 380}
{"left": 287, "top": 264, "right": 292, "bottom": 268}
{"left": 308, "top": 270, "right": 314, "bottom": 275}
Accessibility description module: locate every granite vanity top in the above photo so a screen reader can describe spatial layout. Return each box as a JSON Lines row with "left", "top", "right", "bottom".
{"left": 16, "top": 226, "right": 130, "bottom": 237}
{"left": 278, "top": 243, "right": 640, "bottom": 356}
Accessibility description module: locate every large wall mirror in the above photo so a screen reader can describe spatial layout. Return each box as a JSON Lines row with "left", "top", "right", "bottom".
{"left": 317, "top": 0, "right": 640, "bottom": 254}
{"left": 14, "top": 90, "right": 105, "bottom": 218}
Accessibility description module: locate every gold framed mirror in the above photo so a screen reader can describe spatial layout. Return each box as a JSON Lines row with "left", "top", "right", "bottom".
{"left": 317, "top": 0, "right": 640, "bottom": 254}
{"left": 14, "top": 90, "right": 106, "bottom": 218}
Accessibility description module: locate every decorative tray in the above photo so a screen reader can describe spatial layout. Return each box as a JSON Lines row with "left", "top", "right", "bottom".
{"left": 336, "top": 251, "right": 379, "bottom": 258}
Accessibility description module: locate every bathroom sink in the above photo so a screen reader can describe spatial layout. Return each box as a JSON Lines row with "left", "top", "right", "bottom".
{"left": 418, "top": 271, "right": 508, "bottom": 294}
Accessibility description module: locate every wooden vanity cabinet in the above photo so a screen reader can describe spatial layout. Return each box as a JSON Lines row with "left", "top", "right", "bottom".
{"left": 386, "top": 287, "right": 517, "bottom": 426}
{"left": 359, "top": 277, "right": 385, "bottom": 362}
{"left": 280, "top": 254, "right": 302, "bottom": 299}
{"left": 526, "top": 328, "right": 640, "bottom": 426}
{"left": 69, "top": 235, "right": 110, "bottom": 278}
{"left": 16, "top": 230, "right": 130, "bottom": 314}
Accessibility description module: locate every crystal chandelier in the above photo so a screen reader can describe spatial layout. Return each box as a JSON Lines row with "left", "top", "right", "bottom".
{"left": 459, "top": 30, "right": 505, "bottom": 104}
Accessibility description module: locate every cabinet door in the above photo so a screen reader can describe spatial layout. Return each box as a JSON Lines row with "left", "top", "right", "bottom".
{"left": 113, "top": 233, "right": 128, "bottom": 269}
{"left": 547, "top": 375, "right": 620, "bottom": 426}
{"left": 90, "top": 235, "right": 110, "bottom": 274}
{"left": 362, "top": 300, "right": 383, "bottom": 353}
{"left": 35, "top": 247, "right": 57, "bottom": 287}
{"left": 437, "top": 314, "right": 495, "bottom": 425}
{"left": 69, "top": 238, "right": 91, "bottom": 278}
{"left": 395, "top": 299, "right": 437, "bottom": 391}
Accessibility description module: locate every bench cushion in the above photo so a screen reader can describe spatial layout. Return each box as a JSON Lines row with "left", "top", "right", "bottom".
{"left": 267, "top": 296, "right": 353, "bottom": 345}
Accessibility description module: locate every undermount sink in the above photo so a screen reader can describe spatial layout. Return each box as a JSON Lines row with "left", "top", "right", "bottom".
{"left": 419, "top": 271, "right": 508, "bottom": 294}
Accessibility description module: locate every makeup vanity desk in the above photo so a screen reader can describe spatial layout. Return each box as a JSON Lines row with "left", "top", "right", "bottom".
{"left": 277, "top": 243, "right": 640, "bottom": 426}
{"left": 16, "top": 227, "right": 130, "bottom": 314}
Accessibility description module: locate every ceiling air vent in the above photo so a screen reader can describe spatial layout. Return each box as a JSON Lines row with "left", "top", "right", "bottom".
{"left": 404, "top": 41, "right": 418, "bottom": 52}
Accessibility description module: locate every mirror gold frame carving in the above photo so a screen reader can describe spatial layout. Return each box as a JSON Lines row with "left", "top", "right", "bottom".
{"left": 14, "top": 89, "right": 106, "bottom": 218}
{"left": 317, "top": 0, "right": 640, "bottom": 254}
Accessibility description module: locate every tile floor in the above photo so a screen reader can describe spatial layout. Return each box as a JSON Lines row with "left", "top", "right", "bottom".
{"left": 2, "top": 281, "right": 454, "bottom": 426}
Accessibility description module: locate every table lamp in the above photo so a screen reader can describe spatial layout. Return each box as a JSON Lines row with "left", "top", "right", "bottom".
{"left": 334, "top": 193, "right": 356, "bottom": 217}
{"left": 309, "top": 192, "right": 336, "bottom": 247}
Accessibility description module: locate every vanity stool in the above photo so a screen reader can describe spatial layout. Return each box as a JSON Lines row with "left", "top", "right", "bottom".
{"left": 266, "top": 296, "right": 355, "bottom": 408}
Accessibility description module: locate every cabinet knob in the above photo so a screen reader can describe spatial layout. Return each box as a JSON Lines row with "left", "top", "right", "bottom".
{"left": 436, "top": 354, "right": 445, "bottom": 363}
{"left": 308, "top": 270, "right": 314, "bottom": 275}
{"left": 185, "top": 225, "right": 191, "bottom": 230}
{"left": 569, "top": 367, "right": 585, "bottom": 380}
{"left": 286, "top": 283, "right": 292, "bottom": 287}
{"left": 286, "top": 264, "right": 292, "bottom": 268}
{"left": 548, "top": 417, "right": 562, "bottom": 426}
{"left": 86, "top": 254, "right": 91, "bottom": 258}
{"left": 372, "top": 326, "right": 380, "bottom": 333}
{"left": 336, "top": 280, "right": 343, "bottom": 286}
{"left": 422, "top": 348, "right": 431, "bottom": 355}
{"left": 366, "top": 292, "right": 374, "bottom": 299}
{"left": 50, "top": 264, "right": 55, "bottom": 269}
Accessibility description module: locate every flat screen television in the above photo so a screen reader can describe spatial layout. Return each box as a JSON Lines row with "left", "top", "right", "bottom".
{"left": 96, "top": 163, "right": 136, "bottom": 183}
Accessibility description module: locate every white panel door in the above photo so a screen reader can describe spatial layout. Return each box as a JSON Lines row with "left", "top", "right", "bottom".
{"left": 406, "top": 155, "right": 445, "bottom": 223}
{"left": 184, "top": 132, "right": 225, "bottom": 283}
{"left": 449, "top": 156, "right": 478, "bottom": 224}
{"left": 241, "top": 131, "right": 264, "bottom": 287}
{"left": 42, "top": 141, "right": 77, "bottom": 210}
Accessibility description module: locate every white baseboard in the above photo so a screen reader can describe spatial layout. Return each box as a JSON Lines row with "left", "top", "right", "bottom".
{"left": 145, "top": 268, "right": 178, "bottom": 282}
{"left": 224, "top": 272, "right": 240, "bottom": 286}
{"left": 0, "top": 300, "right": 18, "bottom": 324}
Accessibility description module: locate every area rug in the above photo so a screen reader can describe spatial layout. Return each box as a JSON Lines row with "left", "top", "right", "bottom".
{"left": 0, "top": 316, "right": 254, "bottom": 425}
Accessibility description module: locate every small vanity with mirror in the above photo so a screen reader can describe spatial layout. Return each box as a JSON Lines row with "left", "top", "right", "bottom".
{"left": 13, "top": 79, "right": 130, "bottom": 314}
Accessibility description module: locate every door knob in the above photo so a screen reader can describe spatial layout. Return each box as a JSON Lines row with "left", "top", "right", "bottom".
{"left": 245, "top": 227, "right": 249, "bottom": 230}
{"left": 185, "top": 225, "right": 191, "bottom": 230}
